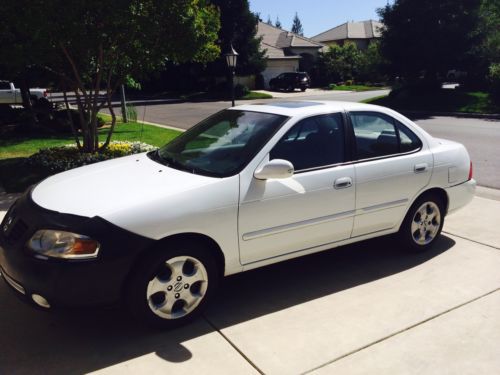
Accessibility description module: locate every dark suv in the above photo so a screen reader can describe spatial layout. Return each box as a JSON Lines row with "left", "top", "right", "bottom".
{"left": 269, "top": 72, "right": 310, "bottom": 92}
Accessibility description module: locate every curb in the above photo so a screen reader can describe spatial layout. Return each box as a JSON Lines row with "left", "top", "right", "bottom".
{"left": 400, "top": 110, "right": 500, "bottom": 120}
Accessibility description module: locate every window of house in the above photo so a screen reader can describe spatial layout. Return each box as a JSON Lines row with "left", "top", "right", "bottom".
{"left": 270, "top": 113, "right": 345, "bottom": 171}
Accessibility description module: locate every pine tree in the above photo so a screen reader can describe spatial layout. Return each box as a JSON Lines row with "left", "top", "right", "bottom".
{"left": 266, "top": 14, "right": 272, "bottom": 25}
{"left": 291, "top": 12, "right": 304, "bottom": 36}
{"left": 275, "top": 16, "right": 282, "bottom": 29}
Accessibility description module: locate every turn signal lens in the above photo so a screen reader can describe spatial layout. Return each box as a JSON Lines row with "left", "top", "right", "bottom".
{"left": 28, "top": 230, "right": 100, "bottom": 259}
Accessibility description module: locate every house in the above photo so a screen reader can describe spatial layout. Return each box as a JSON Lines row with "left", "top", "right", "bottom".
{"left": 311, "top": 20, "right": 383, "bottom": 50}
{"left": 257, "top": 22, "right": 324, "bottom": 88}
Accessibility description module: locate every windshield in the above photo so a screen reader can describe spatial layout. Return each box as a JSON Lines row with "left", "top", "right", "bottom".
{"left": 152, "top": 110, "right": 288, "bottom": 177}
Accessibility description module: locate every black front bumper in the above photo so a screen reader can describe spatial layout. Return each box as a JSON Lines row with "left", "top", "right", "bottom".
{"left": 0, "top": 190, "right": 154, "bottom": 308}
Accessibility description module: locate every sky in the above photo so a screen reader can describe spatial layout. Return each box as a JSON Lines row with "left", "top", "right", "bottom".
{"left": 249, "top": 0, "right": 389, "bottom": 38}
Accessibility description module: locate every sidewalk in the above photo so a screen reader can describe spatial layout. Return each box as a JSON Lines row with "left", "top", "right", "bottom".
{"left": 0, "top": 194, "right": 499, "bottom": 374}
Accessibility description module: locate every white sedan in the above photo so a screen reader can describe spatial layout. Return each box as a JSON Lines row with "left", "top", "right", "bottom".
{"left": 0, "top": 101, "right": 475, "bottom": 327}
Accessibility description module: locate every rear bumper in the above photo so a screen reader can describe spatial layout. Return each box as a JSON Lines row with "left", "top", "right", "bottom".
{"left": 446, "top": 179, "right": 476, "bottom": 215}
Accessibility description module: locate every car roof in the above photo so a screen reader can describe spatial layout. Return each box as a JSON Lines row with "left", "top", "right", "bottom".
{"left": 231, "top": 100, "right": 386, "bottom": 117}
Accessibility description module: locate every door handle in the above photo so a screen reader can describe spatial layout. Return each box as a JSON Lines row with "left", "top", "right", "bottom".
{"left": 414, "top": 163, "right": 428, "bottom": 173}
{"left": 334, "top": 177, "right": 352, "bottom": 189}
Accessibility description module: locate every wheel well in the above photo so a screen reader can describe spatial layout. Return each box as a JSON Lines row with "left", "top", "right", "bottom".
{"left": 416, "top": 187, "right": 449, "bottom": 214}
{"left": 156, "top": 233, "right": 226, "bottom": 277}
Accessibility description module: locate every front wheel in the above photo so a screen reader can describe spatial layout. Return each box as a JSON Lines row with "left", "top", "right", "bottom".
{"left": 125, "top": 240, "right": 219, "bottom": 328}
{"left": 398, "top": 193, "right": 445, "bottom": 252}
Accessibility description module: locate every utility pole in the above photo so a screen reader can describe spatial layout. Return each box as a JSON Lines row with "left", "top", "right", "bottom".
{"left": 120, "top": 84, "right": 128, "bottom": 123}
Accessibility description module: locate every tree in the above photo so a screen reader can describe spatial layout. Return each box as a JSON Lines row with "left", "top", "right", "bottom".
{"left": 266, "top": 14, "right": 273, "bottom": 25}
{"left": 205, "top": 0, "right": 266, "bottom": 77}
{"left": 291, "top": 12, "right": 304, "bottom": 36}
{"left": 275, "top": 16, "right": 282, "bottom": 29}
{"left": 378, "top": 0, "right": 483, "bottom": 83}
{"left": 0, "top": 0, "right": 220, "bottom": 153}
{"left": 357, "top": 41, "right": 388, "bottom": 82}
{"left": 319, "top": 42, "right": 362, "bottom": 83}
{"left": 478, "top": 0, "right": 500, "bottom": 93}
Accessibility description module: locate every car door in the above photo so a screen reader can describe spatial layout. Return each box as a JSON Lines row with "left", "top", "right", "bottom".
{"left": 348, "top": 111, "right": 433, "bottom": 237}
{"left": 238, "top": 113, "right": 356, "bottom": 265}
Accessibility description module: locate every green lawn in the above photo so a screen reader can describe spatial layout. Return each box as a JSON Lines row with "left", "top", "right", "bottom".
{"left": 0, "top": 121, "right": 181, "bottom": 159}
{"left": 364, "top": 89, "right": 500, "bottom": 114}
{"left": 0, "top": 121, "right": 181, "bottom": 192}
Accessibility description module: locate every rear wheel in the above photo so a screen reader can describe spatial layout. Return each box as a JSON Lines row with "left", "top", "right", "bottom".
{"left": 398, "top": 193, "right": 445, "bottom": 252}
{"left": 125, "top": 240, "right": 219, "bottom": 328}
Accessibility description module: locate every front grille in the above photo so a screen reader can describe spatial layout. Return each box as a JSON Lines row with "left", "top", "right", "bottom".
{"left": 2, "top": 209, "right": 29, "bottom": 245}
{"left": 7, "top": 220, "right": 28, "bottom": 242}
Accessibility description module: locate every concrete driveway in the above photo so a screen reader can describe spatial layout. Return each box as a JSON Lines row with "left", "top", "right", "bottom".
{"left": 0, "top": 192, "right": 499, "bottom": 374}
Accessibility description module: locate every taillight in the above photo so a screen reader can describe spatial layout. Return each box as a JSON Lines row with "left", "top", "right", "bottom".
{"left": 468, "top": 161, "right": 473, "bottom": 180}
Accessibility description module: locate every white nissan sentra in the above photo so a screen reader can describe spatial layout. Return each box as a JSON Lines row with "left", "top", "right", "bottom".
{"left": 0, "top": 101, "right": 475, "bottom": 327}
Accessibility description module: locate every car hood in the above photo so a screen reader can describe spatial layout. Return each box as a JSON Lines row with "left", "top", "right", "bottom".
{"left": 31, "top": 152, "right": 219, "bottom": 218}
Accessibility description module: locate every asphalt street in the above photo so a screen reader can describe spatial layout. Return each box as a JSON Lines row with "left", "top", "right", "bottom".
{"left": 122, "top": 89, "right": 500, "bottom": 189}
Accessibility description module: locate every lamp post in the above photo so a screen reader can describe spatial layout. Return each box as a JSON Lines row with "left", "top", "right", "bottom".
{"left": 225, "top": 45, "right": 238, "bottom": 107}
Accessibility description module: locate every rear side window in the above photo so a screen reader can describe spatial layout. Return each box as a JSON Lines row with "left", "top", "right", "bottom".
{"left": 398, "top": 122, "right": 422, "bottom": 152}
{"left": 0, "top": 82, "right": 11, "bottom": 90}
{"left": 270, "top": 113, "right": 344, "bottom": 171}
{"left": 349, "top": 112, "right": 421, "bottom": 159}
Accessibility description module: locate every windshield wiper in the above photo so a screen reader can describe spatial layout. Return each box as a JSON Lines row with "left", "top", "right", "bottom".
{"left": 149, "top": 150, "right": 198, "bottom": 174}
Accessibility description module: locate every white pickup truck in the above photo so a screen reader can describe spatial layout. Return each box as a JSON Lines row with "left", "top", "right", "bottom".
{"left": 0, "top": 81, "right": 48, "bottom": 105}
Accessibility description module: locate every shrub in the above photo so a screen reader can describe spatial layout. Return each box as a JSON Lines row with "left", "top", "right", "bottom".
{"left": 345, "top": 79, "right": 353, "bottom": 86}
{"left": 28, "top": 141, "right": 157, "bottom": 172}
{"left": 489, "top": 63, "right": 500, "bottom": 97}
{"left": 235, "top": 84, "right": 250, "bottom": 98}
{"left": 328, "top": 83, "right": 337, "bottom": 90}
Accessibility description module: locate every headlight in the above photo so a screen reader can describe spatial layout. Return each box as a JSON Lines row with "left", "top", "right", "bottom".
{"left": 27, "top": 230, "right": 100, "bottom": 259}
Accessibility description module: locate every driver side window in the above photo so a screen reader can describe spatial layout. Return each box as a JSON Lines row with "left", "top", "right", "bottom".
{"left": 270, "top": 113, "right": 345, "bottom": 171}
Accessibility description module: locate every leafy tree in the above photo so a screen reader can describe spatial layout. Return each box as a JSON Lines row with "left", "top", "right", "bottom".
{"left": 0, "top": 0, "right": 220, "bottom": 153}
{"left": 357, "top": 41, "right": 388, "bottom": 82}
{"left": 275, "top": 17, "right": 282, "bottom": 29}
{"left": 207, "top": 0, "right": 266, "bottom": 76}
{"left": 378, "top": 0, "right": 483, "bottom": 83}
{"left": 478, "top": 0, "right": 500, "bottom": 93}
{"left": 291, "top": 12, "right": 304, "bottom": 36}
{"left": 319, "top": 42, "right": 362, "bottom": 83}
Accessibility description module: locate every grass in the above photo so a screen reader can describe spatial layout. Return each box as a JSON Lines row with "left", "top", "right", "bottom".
{"left": 0, "top": 121, "right": 181, "bottom": 159}
{"left": 364, "top": 89, "right": 500, "bottom": 114}
{"left": 327, "top": 84, "right": 386, "bottom": 92}
{"left": 240, "top": 91, "right": 273, "bottom": 100}
{"left": 0, "top": 120, "right": 181, "bottom": 192}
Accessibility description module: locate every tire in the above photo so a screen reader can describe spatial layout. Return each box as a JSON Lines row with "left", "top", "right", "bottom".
{"left": 398, "top": 193, "right": 445, "bottom": 252}
{"left": 301, "top": 87, "right": 306, "bottom": 92}
{"left": 125, "top": 239, "right": 219, "bottom": 328}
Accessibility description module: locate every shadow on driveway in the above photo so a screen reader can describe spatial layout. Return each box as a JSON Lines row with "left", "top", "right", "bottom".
{"left": 0, "top": 235, "right": 455, "bottom": 373}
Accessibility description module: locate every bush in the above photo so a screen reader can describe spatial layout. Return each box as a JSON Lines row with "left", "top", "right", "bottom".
{"left": 235, "top": 84, "right": 250, "bottom": 98}
{"left": 489, "top": 63, "right": 500, "bottom": 97}
{"left": 46, "top": 109, "right": 106, "bottom": 133}
{"left": 28, "top": 141, "right": 157, "bottom": 172}
{"left": 345, "top": 79, "right": 354, "bottom": 86}
{"left": 328, "top": 83, "right": 337, "bottom": 90}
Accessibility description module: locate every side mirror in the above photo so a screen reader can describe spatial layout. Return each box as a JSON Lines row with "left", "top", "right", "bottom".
{"left": 254, "top": 159, "right": 294, "bottom": 180}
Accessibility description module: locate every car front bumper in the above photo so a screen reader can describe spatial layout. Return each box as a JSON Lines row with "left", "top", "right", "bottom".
{"left": 0, "top": 190, "right": 153, "bottom": 308}
{"left": 445, "top": 178, "right": 476, "bottom": 215}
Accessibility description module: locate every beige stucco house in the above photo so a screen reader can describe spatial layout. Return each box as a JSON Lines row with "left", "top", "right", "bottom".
{"left": 257, "top": 22, "right": 324, "bottom": 88}
{"left": 311, "top": 20, "right": 383, "bottom": 50}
